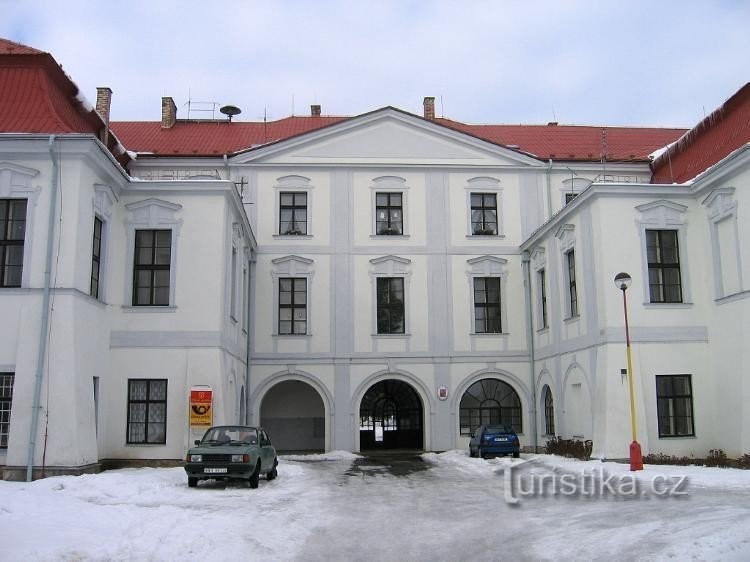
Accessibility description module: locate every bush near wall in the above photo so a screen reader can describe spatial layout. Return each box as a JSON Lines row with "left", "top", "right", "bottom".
{"left": 643, "top": 449, "right": 750, "bottom": 470}
{"left": 544, "top": 437, "right": 593, "bottom": 460}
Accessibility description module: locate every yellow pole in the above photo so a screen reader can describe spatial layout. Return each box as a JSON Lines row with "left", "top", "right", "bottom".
{"left": 622, "top": 288, "right": 637, "bottom": 442}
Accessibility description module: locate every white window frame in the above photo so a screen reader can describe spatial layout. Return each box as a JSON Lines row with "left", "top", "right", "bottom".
{"left": 369, "top": 255, "right": 412, "bottom": 336}
{"left": 635, "top": 200, "right": 691, "bottom": 305}
{"left": 270, "top": 255, "right": 314, "bottom": 337}
{"left": 92, "top": 184, "right": 117, "bottom": 302}
{"left": 123, "top": 198, "right": 182, "bottom": 309}
{"left": 555, "top": 224, "right": 578, "bottom": 319}
{"left": 465, "top": 256, "right": 509, "bottom": 335}
{"left": 465, "top": 177, "right": 504, "bottom": 238}
{"left": 531, "top": 247, "right": 548, "bottom": 330}
{"left": 370, "top": 176, "right": 410, "bottom": 238}
{"left": 703, "top": 188, "right": 743, "bottom": 299}
{"left": 273, "top": 175, "right": 314, "bottom": 239}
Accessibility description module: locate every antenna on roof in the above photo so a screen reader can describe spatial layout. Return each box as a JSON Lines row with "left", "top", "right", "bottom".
{"left": 264, "top": 107, "right": 268, "bottom": 144}
{"left": 291, "top": 94, "right": 295, "bottom": 116}
{"left": 220, "top": 105, "right": 241, "bottom": 122}
{"left": 440, "top": 95, "right": 444, "bottom": 118}
{"left": 552, "top": 104, "right": 557, "bottom": 123}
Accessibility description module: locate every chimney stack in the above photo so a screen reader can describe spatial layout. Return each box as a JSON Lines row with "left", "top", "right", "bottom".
{"left": 161, "top": 96, "right": 177, "bottom": 128}
{"left": 310, "top": 104, "right": 321, "bottom": 117}
{"left": 96, "top": 87, "right": 112, "bottom": 145}
{"left": 423, "top": 96, "right": 435, "bottom": 120}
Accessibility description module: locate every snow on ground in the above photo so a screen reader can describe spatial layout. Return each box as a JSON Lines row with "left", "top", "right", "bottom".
{"left": 1, "top": 450, "right": 749, "bottom": 561}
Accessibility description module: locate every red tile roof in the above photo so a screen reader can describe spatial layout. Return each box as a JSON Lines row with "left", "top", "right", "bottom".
{"left": 0, "top": 37, "right": 44, "bottom": 55}
{"left": 651, "top": 82, "right": 750, "bottom": 183}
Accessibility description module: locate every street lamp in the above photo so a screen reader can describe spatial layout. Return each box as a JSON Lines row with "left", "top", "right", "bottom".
{"left": 614, "top": 272, "right": 644, "bottom": 471}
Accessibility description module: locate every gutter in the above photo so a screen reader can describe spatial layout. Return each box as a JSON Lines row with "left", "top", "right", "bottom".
{"left": 26, "top": 135, "right": 59, "bottom": 481}
{"left": 545, "top": 159, "right": 553, "bottom": 219}
{"left": 521, "top": 251, "right": 538, "bottom": 452}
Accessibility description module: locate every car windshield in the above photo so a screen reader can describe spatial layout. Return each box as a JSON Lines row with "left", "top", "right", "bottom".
{"left": 484, "top": 425, "right": 515, "bottom": 434}
{"left": 201, "top": 426, "right": 258, "bottom": 445}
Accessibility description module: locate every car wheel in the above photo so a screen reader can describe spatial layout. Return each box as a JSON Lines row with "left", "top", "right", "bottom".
{"left": 188, "top": 477, "right": 198, "bottom": 488}
{"left": 513, "top": 452, "right": 520, "bottom": 458}
{"left": 249, "top": 462, "right": 261, "bottom": 489}
{"left": 267, "top": 458, "right": 278, "bottom": 481}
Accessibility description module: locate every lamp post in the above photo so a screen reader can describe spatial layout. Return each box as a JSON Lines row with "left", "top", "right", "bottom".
{"left": 614, "top": 272, "right": 644, "bottom": 471}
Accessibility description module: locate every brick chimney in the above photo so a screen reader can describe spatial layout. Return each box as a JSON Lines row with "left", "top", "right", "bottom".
{"left": 423, "top": 96, "right": 435, "bottom": 120}
{"left": 161, "top": 96, "right": 177, "bottom": 128}
{"left": 96, "top": 87, "right": 112, "bottom": 145}
{"left": 310, "top": 104, "right": 321, "bottom": 117}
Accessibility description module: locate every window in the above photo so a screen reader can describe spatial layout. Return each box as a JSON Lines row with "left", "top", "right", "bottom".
{"left": 0, "top": 199, "right": 27, "bottom": 288}
{"left": 375, "top": 193, "right": 403, "bottom": 235}
{"left": 278, "top": 278, "right": 307, "bottom": 335}
{"left": 564, "top": 192, "right": 578, "bottom": 205}
{"left": 538, "top": 268, "right": 548, "bottom": 329}
{"left": 279, "top": 192, "right": 307, "bottom": 235}
{"left": 126, "top": 379, "right": 167, "bottom": 444}
{"left": 230, "top": 247, "right": 238, "bottom": 321}
{"left": 470, "top": 193, "right": 498, "bottom": 235}
{"left": 656, "top": 375, "right": 694, "bottom": 437}
{"left": 543, "top": 386, "right": 555, "bottom": 435}
{"left": 376, "top": 277, "right": 405, "bottom": 334}
{"left": 133, "top": 229, "right": 171, "bottom": 306}
{"left": 459, "top": 378, "right": 522, "bottom": 435}
{"left": 566, "top": 250, "right": 578, "bottom": 317}
{"left": 90, "top": 216, "right": 103, "bottom": 298}
{"left": 647, "top": 229, "right": 682, "bottom": 303}
{"left": 473, "top": 277, "right": 502, "bottom": 333}
{"left": 0, "top": 372, "right": 13, "bottom": 448}
{"left": 242, "top": 265, "right": 248, "bottom": 331}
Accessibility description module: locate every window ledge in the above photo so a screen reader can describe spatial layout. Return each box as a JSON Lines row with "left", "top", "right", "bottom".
{"left": 125, "top": 443, "right": 167, "bottom": 447}
{"left": 470, "top": 332, "right": 510, "bottom": 337}
{"left": 273, "top": 234, "right": 313, "bottom": 240}
{"left": 371, "top": 333, "right": 411, "bottom": 338}
{"left": 657, "top": 435, "right": 696, "bottom": 439}
{"left": 563, "top": 315, "right": 580, "bottom": 324}
{"left": 272, "top": 334, "right": 312, "bottom": 338}
{"left": 121, "top": 306, "right": 177, "bottom": 313}
{"left": 466, "top": 234, "right": 506, "bottom": 239}
{"left": 642, "top": 302, "right": 693, "bottom": 309}
{"left": 370, "top": 234, "right": 411, "bottom": 239}
{"left": 536, "top": 327, "right": 549, "bottom": 334}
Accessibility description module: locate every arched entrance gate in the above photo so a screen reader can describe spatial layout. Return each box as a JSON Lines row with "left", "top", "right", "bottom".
{"left": 359, "top": 380, "right": 423, "bottom": 450}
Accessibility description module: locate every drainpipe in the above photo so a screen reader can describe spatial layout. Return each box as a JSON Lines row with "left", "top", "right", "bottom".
{"left": 522, "top": 251, "right": 538, "bottom": 452}
{"left": 545, "top": 159, "right": 553, "bottom": 220}
{"left": 26, "top": 136, "right": 59, "bottom": 481}
{"left": 244, "top": 256, "right": 256, "bottom": 424}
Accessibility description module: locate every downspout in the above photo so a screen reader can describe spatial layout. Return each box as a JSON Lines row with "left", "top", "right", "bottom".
{"left": 26, "top": 135, "right": 59, "bottom": 481}
{"left": 244, "top": 255, "right": 256, "bottom": 424}
{"left": 522, "top": 250, "right": 538, "bottom": 453}
{"left": 545, "top": 159, "right": 553, "bottom": 220}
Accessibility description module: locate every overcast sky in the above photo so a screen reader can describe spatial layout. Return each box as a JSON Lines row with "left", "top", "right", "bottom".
{"left": 1, "top": 0, "right": 748, "bottom": 127}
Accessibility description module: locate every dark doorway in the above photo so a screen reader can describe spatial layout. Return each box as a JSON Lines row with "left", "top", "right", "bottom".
{"left": 359, "top": 380, "right": 423, "bottom": 450}
{"left": 260, "top": 380, "right": 324, "bottom": 452}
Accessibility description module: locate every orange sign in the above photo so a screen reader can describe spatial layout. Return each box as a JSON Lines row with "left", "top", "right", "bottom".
{"left": 189, "top": 387, "right": 213, "bottom": 426}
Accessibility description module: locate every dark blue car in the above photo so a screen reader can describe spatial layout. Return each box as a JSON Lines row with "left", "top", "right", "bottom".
{"left": 469, "top": 424, "right": 520, "bottom": 458}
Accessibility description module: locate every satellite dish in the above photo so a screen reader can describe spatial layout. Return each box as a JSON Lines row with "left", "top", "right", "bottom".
{"left": 220, "top": 105, "right": 242, "bottom": 122}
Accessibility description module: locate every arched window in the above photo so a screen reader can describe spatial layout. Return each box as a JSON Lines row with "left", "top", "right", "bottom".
{"left": 543, "top": 386, "right": 555, "bottom": 435}
{"left": 460, "top": 378, "right": 521, "bottom": 435}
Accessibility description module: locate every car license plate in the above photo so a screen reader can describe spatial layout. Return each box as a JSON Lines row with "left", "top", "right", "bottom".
{"left": 204, "top": 468, "right": 227, "bottom": 474}
{"left": 494, "top": 437, "right": 508, "bottom": 442}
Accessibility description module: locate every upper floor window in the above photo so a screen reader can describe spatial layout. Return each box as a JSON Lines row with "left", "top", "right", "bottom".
{"left": 90, "top": 216, "right": 103, "bottom": 299}
{"left": 133, "top": 229, "right": 171, "bottom": 306}
{"left": 538, "top": 268, "right": 548, "bottom": 329}
{"left": 279, "top": 278, "right": 307, "bottom": 335}
{"left": 279, "top": 192, "right": 308, "bottom": 235}
{"left": 375, "top": 193, "right": 403, "bottom": 235}
{"left": 470, "top": 193, "right": 498, "bottom": 235}
{"left": 127, "top": 379, "right": 167, "bottom": 444}
{"left": 473, "top": 277, "right": 502, "bottom": 333}
{"left": 647, "top": 229, "right": 682, "bottom": 303}
{"left": 0, "top": 199, "right": 27, "bottom": 288}
{"left": 0, "top": 372, "right": 14, "bottom": 448}
{"left": 564, "top": 192, "right": 578, "bottom": 205}
{"left": 656, "top": 375, "right": 694, "bottom": 438}
{"left": 376, "top": 277, "right": 405, "bottom": 334}
{"left": 566, "top": 249, "right": 578, "bottom": 318}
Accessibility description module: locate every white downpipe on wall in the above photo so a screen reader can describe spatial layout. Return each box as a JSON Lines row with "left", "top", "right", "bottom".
{"left": 546, "top": 159, "right": 553, "bottom": 219}
{"left": 522, "top": 251, "right": 538, "bottom": 452}
{"left": 26, "top": 135, "right": 59, "bottom": 481}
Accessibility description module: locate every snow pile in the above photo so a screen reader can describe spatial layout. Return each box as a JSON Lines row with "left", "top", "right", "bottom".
{"left": 281, "top": 450, "right": 360, "bottom": 462}
{"left": 421, "top": 448, "right": 521, "bottom": 477}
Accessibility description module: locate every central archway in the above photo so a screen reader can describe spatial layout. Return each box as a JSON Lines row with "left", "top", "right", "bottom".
{"left": 359, "top": 379, "right": 423, "bottom": 450}
{"left": 260, "top": 380, "right": 325, "bottom": 452}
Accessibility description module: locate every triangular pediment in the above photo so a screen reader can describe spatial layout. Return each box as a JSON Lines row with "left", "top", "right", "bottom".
{"left": 232, "top": 109, "right": 542, "bottom": 167}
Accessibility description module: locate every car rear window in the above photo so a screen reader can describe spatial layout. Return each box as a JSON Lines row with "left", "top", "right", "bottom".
{"left": 484, "top": 425, "right": 514, "bottom": 434}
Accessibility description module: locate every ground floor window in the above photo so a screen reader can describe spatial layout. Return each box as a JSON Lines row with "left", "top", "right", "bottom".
{"left": 127, "top": 379, "right": 167, "bottom": 444}
{"left": 460, "top": 378, "right": 522, "bottom": 435}
{"left": 0, "top": 372, "right": 13, "bottom": 448}
{"left": 543, "top": 385, "right": 555, "bottom": 435}
{"left": 656, "top": 375, "right": 694, "bottom": 437}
